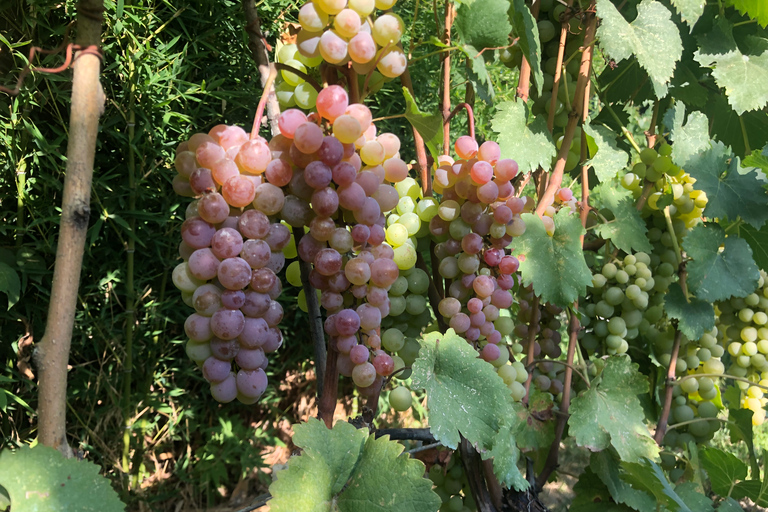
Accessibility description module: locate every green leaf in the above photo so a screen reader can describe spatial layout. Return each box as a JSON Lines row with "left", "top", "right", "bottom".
{"left": 571, "top": 466, "right": 638, "bottom": 512}
{"left": 462, "top": 45, "right": 495, "bottom": 102}
{"left": 0, "top": 262, "right": 20, "bottom": 310}
{"left": 685, "top": 142, "right": 768, "bottom": 229}
{"left": 592, "top": 451, "right": 656, "bottom": 512}
{"left": 336, "top": 435, "right": 442, "bottom": 512}
{"left": 411, "top": 329, "right": 516, "bottom": 452}
{"left": 663, "top": 282, "right": 716, "bottom": 341}
{"left": 730, "top": 0, "right": 768, "bottom": 27}
{"left": 738, "top": 222, "right": 768, "bottom": 271}
{"left": 675, "top": 482, "right": 714, "bottom": 512}
{"left": 670, "top": 0, "right": 706, "bottom": 29}
{"left": 568, "top": 356, "right": 659, "bottom": 462}
{"left": 509, "top": 0, "right": 543, "bottom": 97}
{"left": 270, "top": 419, "right": 440, "bottom": 512}
{"left": 455, "top": 0, "right": 511, "bottom": 51}
{"left": 717, "top": 497, "right": 746, "bottom": 511}
{"left": 621, "top": 458, "right": 692, "bottom": 512}
{"left": 743, "top": 145, "right": 768, "bottom": 173}
{"left": 683, "top": 223, "right": 761, "bottom": 302}
{"left": 489, "top": 420, "right": 529, "bottom": 491}
{"left": 0, "top": 445, "right": 125, "bottom": 512}
{"left": 663, "top": 102, "right": 711, "bottom": 167}
{"left": 694, "top": 20, "right": 768, "bottom": 114}
{"left": 491, "top": 100, "right": 556, "bottom": 174}
{"left": 292, "top": 419, "right": 368, "bottom": 495}
{"left": 706, "top": 93, "right": 768, "bottom": 158}
{"left": 726, "top": 408, "right": 759, "bottom": 478}
{"left": 513, "top": 388, "right": 554, "bottom": 451}
{"left": 733, "top": 478, "right": 768, "bottom": 507}
{"left": 670, "top": 61, "right": 709, "bottom": 108}
{"left": 595, "top": 0, "right": 683, "bottom": 97}
{"left": 700, "top": 447, "right": 747, "bottom": 497}
{"left": 402, "top": 88, "right": 443, "bottom": 163}
{"left": 591, "top": 179, "right": 653, "bottom": 254}
{"left": 513, "top": 210, "right": 593, "bottom": 308}
{"left": 583, "top": 122, "right": 630, "bottom": 182}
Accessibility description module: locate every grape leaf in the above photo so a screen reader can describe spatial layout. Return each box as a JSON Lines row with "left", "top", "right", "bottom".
{"left": 592, "top": 451, "right": 656, "bottom": 512}
{"left": 706, "top": 93, "right": 768, "bottom": 158}
{"left": 700, "top": 447, "right": 747, "bottom": 497}
{"left": 621, "top": 459, "right": 692, "bottom": 512}
{"left": 717, "top": 497, "right": 747, "bottom": 511}
{"left": 583, "top": 122, "right": 630, "bottom": 182}
{"left": 685, "top": 142, "right": 768, "bottom": 229}
{"left": 733, "top": 476, "right": 768, "bottom": 507}
{"left": 462, "top": 44, "right": 495, "bottom": 102}
{"left": 491, "top": 100, "right": 555, "bottom": 174}
{"left": 670, "top": 0, "right": 706, "bottom": 29}
{"left": 591, "top": 179, "right": 653, "bottom": 254}
{"left": 597, "top": 59, "right": 654, "bottom": 105}
{"left": 570, "top": 466, "right": 638, "bottom": 512}
{"left": 568, "top": 356, "right": 659, "bottom": 462}
{"left": 455, "top": 0, "right": 511, "bottom": 51}
{"left": 0, "top": 262, "right": 20, "bottom": 310}
{"left": 595, "top": 0, "right": 683, "bottom": 98}
{"left": 694, "top": 19, "right": 768, "bottom": 114}
{"left": 683, "top": 223, "right": 761, "bottom": 302}
{"left": 675, "top": 482, "right": 715, "bottom": 512}
{"left": 270, "top": 419, "right": 440, "bottom": 512}
{"left": 411, "top": 329, "right": 516, "bottom": 451}
{"left": 738, "top": 222, "right": 768, "bottom": 271}
{"left": 726, "top": 408, "right": 760, "bottom": 478}
{"left": 402, "top": 87, "right": 443, "bottom": 162}
{"left": 730, "top": 0, "right": 768, "bottom": 27}
{"left": 0, "top": 445, "right": 125, "bottom": 512}
{"left": 669, "top": 61, "right": 709, "bottom": 108}
{"left": 508, "top": 0, "right": 543, "bottom": 97}
{"left": 663, "top": 282, "right": 716, "bottom": 341}
{"left": 743, "top": 145, "right": 768, "bottom": 173}
{"left": 513, "top": 210, "right": 593, "bottom": 308}
{"left": 513, "top": 388, "right": 554, "bottom": 451}
{"left": 411, "top": 330, "right": 529, "bottom": 490}
{"left": 663, "top": 102, "right": 710, "bottom": 167}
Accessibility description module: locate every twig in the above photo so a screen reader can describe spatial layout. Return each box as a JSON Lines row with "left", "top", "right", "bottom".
{"left": 524, "top": 359, "right": 590, "bottom": 390}
{"left": 547, "top": 0, "right": 574, "bottom": 133}
{"left": 243, "top": 0, "right": 281, "bottom": 135}
{"left": 408, "top": 441, "right": 443, "bottom": 455}
{"left": 36, "top": 0, "right": 105, "bottom": 458}
{"left": 235, "top": 493, "right": 272, "bottom": 512}
{"left": 251, "top": 64, "right": 278, "bottom": 139}
{"left": 523, "top": 296, "right": 541, "bottom": 403}
{"left": 654, "top": 328, "right": 683, "bottom": 445}
{"left": 400, "top": 69, "right": 432, "bottom": 196}
{"left": 515, "top": 0, "right": 540, "bottom": 101}
{"left": 318, "top": 344, "right": 339, "bottom": 428}
{"left": 460, "top": 437, "right": 497, "bottom": 512}
{"left": 644, "top": 99, "right": 660, "bottom": 148}
{"left": 635, "top": 180, "right": 654, "bottom": 211}
{"left": 441, "top": 1, "right": 455, "bottom": 153}
{"left": 374, "top": 428, "right": 437, "bottom": 442}
{"left": 444, "top": 103, "right": 475, "bottom": 139}
{"left": 273, "top": 62, "right": 323, "bottom": 92}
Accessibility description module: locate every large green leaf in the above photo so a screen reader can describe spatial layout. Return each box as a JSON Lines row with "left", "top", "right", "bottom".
{"left": 0, "top": 445, "right": 125, "bottom": 512}
{"left": 694, "top": 20, "right": 768, "bottom": 114}
{"left": 669, "top": 61, "right": 709, "bottom": 108}
{"left": 621, "top": 459, "right": 692, "bottom": 512}
{"left": 738, "top": 222, "right": 768, "bottom": 271}
{"left": 591, "top": 179, "right": 653, "bottom": 254}
{"left": 568, "top": 356, "right": 659, "bottom": 462}
{"left": 717, "top": 497, "right": 747, "bottom": 511}
{"left": 685, "top": 142, "right": 768, "bottom": 229}
{"left": 489, "top": 422, "right": 529, "bottom": 491}
{"left": 700, "top": 447, "right": 747, "bottom": 497}
{"left": 670, "top": 0, "right": 707, "bottom": 29}
{"left": 663, "top": 102, "right": 710, "bottom": 167}
{"left": 732, "top": 477, "right": 768, "bottom": 507}
{"left": 706, "top": 93, "right": 768, "bottom": 159}
{"left": 584, "top": 122, "right": 630, "bottom": 182}
{"left": 513, "top": 388, "right": 554, "bottom": 452}
{"left": 402, "top": 87, "right": 443, "bottom": 162}
{"left": 0, "top": 262, "right": 20, "bottom": 310}
{"left": 595, "top": 0, "right": 683, "bottom": 98}
{"left": 743, "top": 145, "right": 768, "bottom": 174}
{"left": 508, "top": 0, "right": 543, "bottom": 97}
{"left": 513, "top": 210, "right": 593, "bottom": 308}
{"left": 683, "top": 223, "right": 761, "bottom": 302}
{"left": 730, "top": 0, "right": 768, "bottom": 27}
{"left": 663, "top": 282, "right": 716, "bottom": 341}
{"left": 675, "top": 482, "right": 715, "bottom": 512}
{"left": 269, "top": 419, "right": 440, "bottom": 512}
{"left": 591, "top": 451, "right": 656, "bottom": 512}
{"left": 491, "top": 100, "right": 556, "bottom": 174}
{"left": 455, "top": 0, "right": 511, "bottom": 51}
{"left": 571, "top": 466, "right": 638, "bottom": 512}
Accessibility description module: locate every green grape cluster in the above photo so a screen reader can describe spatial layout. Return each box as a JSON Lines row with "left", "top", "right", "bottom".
{"left": 274, "top": 42, "right": 322, "bottom": 111}
{"left": 622, "top": 142, "right": 708, "bottom": 231}
{"left": 579, "top": 252, "right": 665, "bottom": 356}
{"left": 428, "top": 454, "right": 478, "bottom": 512}
{"left": 662, "top": 385, "right": 723, "bottom": 448}
{"left": 717, "top": 270, "right": 768, "bottom": 425}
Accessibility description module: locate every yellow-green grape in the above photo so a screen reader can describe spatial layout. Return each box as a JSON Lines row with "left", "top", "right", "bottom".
{"left": 386, "top": 223, "right": 409, "bottom": 247}
{"left": 275, "top": 80, "right": 296, "bottom": 108}
{"left": 294, "top": 82, "right": 318, "bottom": 109}
{"left": 277, "top": 43, "right": 298, "bottom": 63}
{"left": 281, "top": 59, "right": 307, "bottom": 86}
{"left": 286, "top": 260, "right": 302, "bottom": 287}
{"left": 393, "top": 243, "right": 417, "bottom": 270}
{"left": 389, "top": 386, "right": 413, "bottom": 411}
{"left": 395, "top": 176, "right": 422, "bottom": 201}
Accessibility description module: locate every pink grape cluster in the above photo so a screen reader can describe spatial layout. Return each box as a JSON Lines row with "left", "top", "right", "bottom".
{"left": 172, "top": 125, "right": 289, "bottom": 404}
{"left": 296, "top": 0, "right": 408, "bottom": 79}
{"left": 276, "top": 85, "right": 411, "bottom": 393}
{"left": 431, "top": 137, "right": 527, "bottom": 361}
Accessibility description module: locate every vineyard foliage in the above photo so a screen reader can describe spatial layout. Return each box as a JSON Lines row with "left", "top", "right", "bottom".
{"left": 1, "top": 0, "right": 768, "bottom": 510}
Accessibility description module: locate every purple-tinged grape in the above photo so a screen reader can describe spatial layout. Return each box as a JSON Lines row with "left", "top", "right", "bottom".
{"left": 263, "top": 301, "right": 284, "bottom": 327}
{"left": 350, "top": 345, "right": 370, "bottom": 365}
{"left": 211, "top": 308, "right": 245, "bottom": 340}
{"left": 337, "top": 335, "right": 358, "bottom": 354}
{"left": 252, "top": 183, "right": 285, "bottom": 216}
{"left": 221, "top": 290, "right": 246, "bottom": 310}
{"left": 210, "top": 373, "right": 238, "bottom": 403}
{"left": 352, "top": 362, "right": 377, "bottom": 387}
{"left": 193, "top": 284, "right": 223, "bottom": 316}
{"left": 450, "top": 313, "right": 470, "bottom": 333}
{"left": 238, "top": 317, "right": 269, "bottom": 348}
{"left": 241, "top": 291, "right": 270, "bottom": 317}
{"left": 265, "top": 158, "right": 293, "bottom": 187}
{"left": 203, "top": 356, "right": 231, "bottom": 383}
{"left": 298, "top": 234, "right": 326, "bottom": 263}
{"left": 218, "top": 257, "right": 252, "bottom": 290}
{"left": 358, "top": 303, "right": 382, "bottom": 331}
{"left": 190, "top": 167, "right": 217, "bottom": 195}
{"left": 304, "top": 160, "right": 333, "bottom": 189}
{"left": 481, "top": 344, "right": 500, "bottom": 362}
{"left": 185, "top": 313, "right": 213, "bottom": 342}
{"left": 321, "top": 291, "right": 344, "bottom": 311}
{"left": 373, "top": 353, "right": 394, "bottom": 376}
{"left": 188, "top": 248, "right": 220, "bottom": 281}
{"left": 236, "top": 368, "right": 268, "bottom": 398}
{"left": 210, "top": 338, "right": 240, "bottom": 361}
{"left": 311, "top": 187, "right": 340, "bottom": 217}
{"left": 315, "top": 248, "right": 343, "bottom": 276}
{"left": 337, "top": 353, "right": 355, "bottom": 377}
{"left": 235, "top": 348, "right": 267, "bottom": 370}
{"left": 262, "top": 328, "right": 283, "bottom": 352}
{"left": 211, "top": 227, "right": 244, "bottom": 260}
{"left": 369, "top": 258, "right": 399, "bottom": 288}
{"left": 250, "top": 268, "right": 277, "bottom": 294}
{"left": 318, "top": 136, "right": 344, "bottom": 166}
{"left": 241, "top": 239, "right": 271, "bottom": 269}
{"left": 337, "top": 182, "right": 367, "bottom": 210}
{"left": 336, "top": 309, "right": 361, "bottom": 336}
{"left": 238, "top": 209, "right": 270, "bottom": 239}
{"left": 181, "top": 217, "right": 216, "bottom": 249}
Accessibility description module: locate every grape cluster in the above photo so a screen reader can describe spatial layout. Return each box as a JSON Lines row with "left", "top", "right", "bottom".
{"left": 295, "top": 0, "right": 408, "bottom": 81}
{"left": 274, "top": 42, "right": 322, "bottom": 111}
{"left": 428, "top": 454, "right": 477, "bottom": 512}
{"left": 717, "top": 270, "right": 768, "bottom": 425}
{"left": 431, "top": 138, "right": 526, "bottom": 359}
{"left": 579, "top": 252, "right": 665, "bottom": 356}
{"left": 172, "top": 125, "right": 289, "bottom": 404}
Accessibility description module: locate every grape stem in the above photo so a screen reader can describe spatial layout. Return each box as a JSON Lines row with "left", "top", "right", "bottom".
{"left": 666, "top": 417, "right": 732, "bottom": 431}
{"left": 522, "top": 296, "right": 541, "bottom": 404}
{"left": 514, "top": 0, "right": 540, "bottom": 102}
{"left": 441, "top": 1, "right": 455, "bottom": 153}
{"left": 273, "top": 62, "right": 323, "bottom": 92}
{"left": 250, "top": 63, "right": 278, "bottom": 139}
{"left": 546, "top": 0, "right": 574, "bottom": 133}
{"left": 536, "top": 307, "right": 582, "bottom": 490}
{"left": 242, "top": 0, "right": 281, "bottom": 135}
{"left": 444, "top": 103, "right": 475, "bottom": 140}
{"left": 635, "top": 179, "right": 655, "bottom": 211}
{"left": 400, "top": 68, "right": 432, "bottom": 196}
{"left": 361, "top": 41, "right": 392, "bottom": 99}
{"left": 645, "top": 99, "right": 660, "bottom": 148}
{"left": 525, "top": 358, "right": 591, "bottom": 390}
{"left": 590, "top": 80, "right": 643, "bottom": 154}
{"left": 534, "top": 3, "right": 596, "bottom": 218}
{"left": 654, "top": 328, "right": 683, "bottom": 445}
{"left": 374, "top": 428, "right": 436, "bottom": 442}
